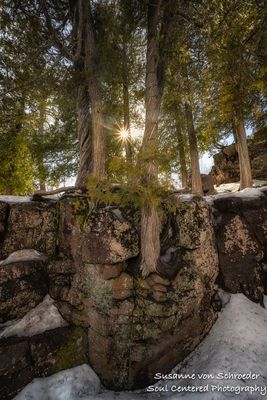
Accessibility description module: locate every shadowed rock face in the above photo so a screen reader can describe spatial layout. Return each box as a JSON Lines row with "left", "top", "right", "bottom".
{"left": 0, "top": 190, "right": 267, "bottom": 397}
{"left": 0, "top": 258, "right": 48, "bottom": 322}
{"left": 212, "top": 188, "right": 267, "bottom": 303}
{"left": 0, "top": 326, "right": 88, "bottom": 400}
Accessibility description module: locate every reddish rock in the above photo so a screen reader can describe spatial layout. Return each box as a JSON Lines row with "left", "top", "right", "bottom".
{"left": 153, "top": 284, "right": 167, "bottom": 293}
{"left": 146, "top": 273, "right": 170, "bottom": 287}
{"left": 98, "top": 263, "right": 125, "bottom": 280}
{"left": 112, "top": 272, "right": 134, "bottom": 300}
{"left": 152, "top": 290, "right": 167, "bottom": 302}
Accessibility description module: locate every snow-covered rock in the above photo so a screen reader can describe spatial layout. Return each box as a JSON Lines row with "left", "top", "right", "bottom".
{"left": 0, "top": 295, "right": 68, "bottom": 338}
{"left": 14, "top": 364, "right": 101, "bottom": 400}
{"left": 207, "top": 184, "right": 267, "bottom": 204}
{"left": 13, "top": 293, "right": 267, "bottom": 400}
{"left": 0, "top": 249, "right": 48, "bottom": 266}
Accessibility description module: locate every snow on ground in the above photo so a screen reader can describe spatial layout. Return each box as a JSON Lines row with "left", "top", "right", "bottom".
{"left": 0, "top": 194, "right": 60, "bottom": 203}
{"left": 14, "top": 293, "right": 267, "bottom": 400}
{"left": 207, "top": 182, "right": 267, "bottom": 204}
{"left": 0, "top": 195, "right": 32, "bottom": 203}
{"left": 177, "top": 194, "right": 196, "bottom": 202}
{"left": 15, "top": 365, "right": 101, "bottom": 400}
{"left": 215, "top": 180, "right": 267, "bottom": 194}
{"left": 212, "top": 186, "right": 266, "bottom": 201}
{"left": 0, "top": 295, "right": 68, "bottom": 338}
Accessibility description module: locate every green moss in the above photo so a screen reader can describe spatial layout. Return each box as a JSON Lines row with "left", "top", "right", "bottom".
{"left": 53, "top": 327, "right": 86, "bottom": 373}
{"left": 73, "top": 198, "right": 91, "bottom": 230}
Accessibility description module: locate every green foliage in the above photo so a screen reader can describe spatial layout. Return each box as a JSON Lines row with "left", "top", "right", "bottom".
{"left": 1, "top": 1, "right": 78, "bottom": 194}
{"left": 86, "top": 166, "right": 178, "bottom": 214}
{"left": 1, "top": 0, "right": 266, "bottom": 195}
{"left": 0, "top": 131, "right": 34, "bottom": 195}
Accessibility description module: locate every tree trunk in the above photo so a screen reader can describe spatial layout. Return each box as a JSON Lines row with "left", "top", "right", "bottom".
{"left": 122, "top": 40, "right": 132, "bottom": 164}
{"left": 139, "top": 0, "right": 163, "bottom": 278}
{"left": 71, "top": 0, "right": 92, "bottom": 187}
{"left": 39, "top": 181, "right": 46, "bottom": 191}
{"left": 185, "top": 102, "right": 203, "bottom": 195}
{"left": 176, "top": 123, "right": 188, "bottom": 187}
{"left": 85, "top": 1, "right": 105, "bottom": 178}
{"left": 72, "top": 0, "right": 105, "bottom": 186}
{"left": 37, "top": 100, "right": 47, "bottom": 191}
{"left": 233, "top": 110, "right": 253, "bottom": 189}
{"left": 123, "top": 81, "right": 132, "bottom": 163}
{"left": 75, "top": 79, "right": 92, "bottom": 187}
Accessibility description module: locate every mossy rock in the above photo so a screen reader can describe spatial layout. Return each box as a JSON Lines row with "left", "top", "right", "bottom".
{"left": 53, "top": 326, "right": 88, "bottom": 373}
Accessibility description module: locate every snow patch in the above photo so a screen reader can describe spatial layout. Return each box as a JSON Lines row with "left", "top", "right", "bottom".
{"left": 0, "top": 295, "right": 68, "bottom": 338}
{"left": 13, "top": 293, "right": 267, "bottom": 399}
{"left": 14, "top": 364, "right": 101, "bottom": 400}
{"left": 0, "top": 195, "right": 32, "bottom": 203}
{"left": 215, "top": 180, "right": 267, "bottom": 194}
{"left": 207, "top": 185, "right": 267, "bottom": 204}
{"left": 0, "top": 249, "right": 48, "bottom": 266}
{"left": 177, "top": 194, "right": 196, "bottom": 202}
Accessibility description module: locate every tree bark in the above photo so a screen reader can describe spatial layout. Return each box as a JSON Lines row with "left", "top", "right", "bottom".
{"left": 71, "top": 0, "right": 92, "bottom": 187}
{"left": 75, "top": 79, "right": 92, "bottom": 187}
{"left": 122, "top": 40, "right": 132, "bottom": 164}
{"left": 139, "top": 0, "right": 163, "bottom": 278}
{"left": 38, "top": 100, "right": 47, "bottom": 191}
{"left": 85, "top": 1, "right": 106, "bottom": 178}
{"left": 72, "top": 0, "right": 105, "bottom": 186}
{"left": 233, "top": 110, "right": 253, "bottom": 189}
{"left": 184, "top": 101, "right": 203, "bottom": 195}
{"left": 176, "top": 122, "right": 188, "bottom": 187}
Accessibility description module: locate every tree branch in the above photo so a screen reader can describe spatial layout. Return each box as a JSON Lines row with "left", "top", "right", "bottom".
{"left": 39, "top": 0, "right": 74, "bottom": 61}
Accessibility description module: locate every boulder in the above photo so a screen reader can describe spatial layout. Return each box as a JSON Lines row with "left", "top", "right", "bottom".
{"left": 213, "top": 190, "right": 267, "bottom": 302}
{"left": 112, "top": 272, "right": 134, "bottom": 300}
{"left": 211, "top": 138, "right": 267, "bottom": 185}
{"left": 0, "top": 250, "right": 49, "bottom": 322}
{"left": 0, "top": 326, "right": 88, "bottom": 400}
{"left": 0, "top": 199, "right": 57, "bottom": 259}
{"left": 58, "top": 197, "right": 139, "bottom": 264}
{"left": 55, "top": 196, "right": 219, "bottom": 390}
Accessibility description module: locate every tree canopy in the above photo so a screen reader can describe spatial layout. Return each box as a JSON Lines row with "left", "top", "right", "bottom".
{"left": 1, "top": 0, "right": 266, "bottom": 195}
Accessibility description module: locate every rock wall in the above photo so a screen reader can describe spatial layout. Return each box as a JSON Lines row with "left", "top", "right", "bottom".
{"left": 0, "top": 189, "right": 267, "bottom": 399}
{"left": 212, "top": 188, "right": 267, "bottom": 303}
{"left": 211, "top": 139, "right": 267, "bottom": 185}
{"left": 53, "top": 197, "right": 218, "bottom": 390}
